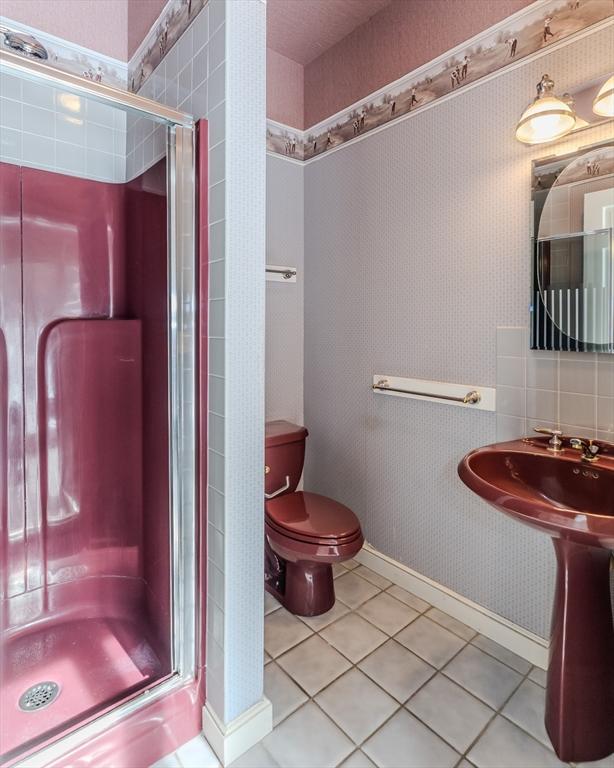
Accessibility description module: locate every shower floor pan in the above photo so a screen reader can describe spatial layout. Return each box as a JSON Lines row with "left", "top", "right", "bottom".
{"left": 1, "top": 616, "right": 164, "bottom": 761}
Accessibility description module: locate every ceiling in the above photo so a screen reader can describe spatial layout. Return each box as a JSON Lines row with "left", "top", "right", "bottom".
{"left": 266, "top": 0, "right": 392, "bottom": 66}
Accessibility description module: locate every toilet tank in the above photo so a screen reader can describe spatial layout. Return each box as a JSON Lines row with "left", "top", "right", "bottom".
{"left": 265, "top": 420, "right": 308, "bottom": 497}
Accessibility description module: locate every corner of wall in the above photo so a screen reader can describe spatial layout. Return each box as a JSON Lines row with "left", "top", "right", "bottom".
{"left": 219, "top": 0, "right": 267, "bottom": 726}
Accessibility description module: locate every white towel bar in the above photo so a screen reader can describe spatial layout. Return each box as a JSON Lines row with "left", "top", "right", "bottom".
{"left": 372, "top": 375, "right": 496, "bottom": 412}
{"left": 266, "top": 265, "right": 297, "bottom": 283}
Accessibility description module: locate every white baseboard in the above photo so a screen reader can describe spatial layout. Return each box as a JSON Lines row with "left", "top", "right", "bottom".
{"left": 202, "top": 697, "right": 273, "bottom": 766}
{"left": 355, "top": 542, "right": 549, "bottom": 669}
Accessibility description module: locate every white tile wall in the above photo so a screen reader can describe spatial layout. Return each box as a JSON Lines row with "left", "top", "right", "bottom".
{"left": 126, "top": 0, "right": 217, "bottom": 182}
{"left": 496, "top": 327, "right": 614, "bottom": 442}
{"left": 496, "top": 327, "right": 614, "bottom": 608}
{"left": 222, "top": 0, "right": 266, "bottom": 723}
{"left": 0, "top": 70, "right": 125, "bottom": 182}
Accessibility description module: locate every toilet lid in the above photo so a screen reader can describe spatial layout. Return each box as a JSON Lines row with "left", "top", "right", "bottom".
{"left": 265, "top": 420, "right": 308, "bottom": 447}
{"left": 265, "top": 491, "right": 361, "bottom": 542}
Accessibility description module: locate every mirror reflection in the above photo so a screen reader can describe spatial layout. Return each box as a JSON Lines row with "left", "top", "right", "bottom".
{"left": 531, "top": 141, "right": 614, "bottom": 352}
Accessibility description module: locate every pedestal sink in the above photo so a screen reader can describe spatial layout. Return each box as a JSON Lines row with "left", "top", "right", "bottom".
{"left": 458, "top": 435, "right": 614, "bottom": 764}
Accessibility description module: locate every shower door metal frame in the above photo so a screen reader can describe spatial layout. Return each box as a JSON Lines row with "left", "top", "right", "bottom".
{"left": 0, "top": 49, "right": 200, "bottom": 767}
{"left": 167, "top": 122, "right": 198, "bottom": 679}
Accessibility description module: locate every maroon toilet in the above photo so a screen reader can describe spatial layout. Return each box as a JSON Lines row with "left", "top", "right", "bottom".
{"left": 264, "top": 420, "right": 364, "bottom": 616}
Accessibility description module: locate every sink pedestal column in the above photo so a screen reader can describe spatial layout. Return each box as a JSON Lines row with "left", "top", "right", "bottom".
{"left": 546, "top": 539, "right": 614, "bottom": 762}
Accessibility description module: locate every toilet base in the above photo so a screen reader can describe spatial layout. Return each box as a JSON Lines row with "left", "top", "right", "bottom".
{"left": 265, "top": 540, "right": 335, "bottom": 616}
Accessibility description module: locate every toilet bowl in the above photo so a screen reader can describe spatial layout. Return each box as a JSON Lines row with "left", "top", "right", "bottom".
{"left": 264, "top": 420, "right": 363, "bottom": 616}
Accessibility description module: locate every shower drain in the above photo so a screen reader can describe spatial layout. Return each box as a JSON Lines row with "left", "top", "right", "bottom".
{"left": 18, "top": 681, "right": 60, "bottom": 712}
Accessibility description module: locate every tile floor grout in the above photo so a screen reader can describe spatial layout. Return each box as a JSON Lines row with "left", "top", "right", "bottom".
{"left": 274, "top": 564, "right": 538, "bottom": 681}
{"left": 269, "top": 566, "right": 537, "bottom": 683}
{"left": 271, "top": 585, "right": 456, "bottom": 696}
{"left": 258, "top": 560, "right": 569, "bottom": 768}
{"left": 453, "top": 658, "right": 536, "bottom": 767}
{"left": 263, "top": 568, "right": 427, "bottom": 764}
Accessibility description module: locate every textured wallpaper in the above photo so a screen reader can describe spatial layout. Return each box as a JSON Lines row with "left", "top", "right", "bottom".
{"left": 302, "top": 24, "right": 614, "bottom": 639}
{"left": 266, "top": 154, "right": 305, "bottom": 426}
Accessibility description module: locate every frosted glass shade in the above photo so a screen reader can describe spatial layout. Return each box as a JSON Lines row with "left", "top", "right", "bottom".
{"left": 516, "top": 94, "right": 576, "bottom": 144}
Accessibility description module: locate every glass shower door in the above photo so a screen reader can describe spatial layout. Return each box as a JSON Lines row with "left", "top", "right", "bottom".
{"left": 0, "top": 163, "right": 25, "bottom": 652}
{"left": 0, "top": 63, "right": 196, "bottom": 764}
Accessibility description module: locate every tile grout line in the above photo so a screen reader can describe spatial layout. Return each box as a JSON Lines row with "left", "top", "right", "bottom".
{"left": 265, "top": 574, "right": 412, "bottom": 761}
{"left": 268, "top": 567, "right": 536, "bottom": 686}
{"left": 264, "top": 564, "right": 567, "bottom": 768}
{"left": 456, "top": 662, "right": 554, "bottom": 765}
{"left": 434, "top": 623, "right": 562, "bottom": 762}
{"left": 334, "top": 568, "right": 532, "bottom": 678}
{"left": 310, "top": 615, "right": 472, "bottom": 764}
{"left": 267, "top": 569, "right": 465, "bottom": 763}
{"left": 275, "top": 576, "right": 420, "bottom": 661}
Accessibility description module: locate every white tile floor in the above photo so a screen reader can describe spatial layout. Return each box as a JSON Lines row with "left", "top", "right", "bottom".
{"left": 154, "top": 560, "right": 613, "bottom": 768}
{"left": 152, "top": 734, "right": 220, "bottom": 768}
{"left": 234, "top": 559, "right": 614, "bottom": 768}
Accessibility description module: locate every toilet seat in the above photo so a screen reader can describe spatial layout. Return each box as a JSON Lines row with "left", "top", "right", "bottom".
{"left": 265, "top": 491, "right": 361, "bottom": 546}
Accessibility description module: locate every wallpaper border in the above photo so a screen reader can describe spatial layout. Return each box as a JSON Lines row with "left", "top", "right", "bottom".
{"left": 266, "top": 0, "right": 614, "bottom": 163}
{"left": 0, "top": 0, "right": 211, "bottom": 95}
{"left": 127, "top": 0, "right": 209, "bottom": 93}
{"left": 0, "top": 15, "right": 128, "bottom": 89}
{"left": 1, "top": 0, "right": 611, "bottom": 163}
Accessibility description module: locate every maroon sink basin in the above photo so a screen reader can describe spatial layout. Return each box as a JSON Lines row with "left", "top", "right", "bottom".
{"left": 458, "top": 435, "right": 614, "bottom": 764}
{"left": 458, "top": 437, "right": 614, "bottom": 549}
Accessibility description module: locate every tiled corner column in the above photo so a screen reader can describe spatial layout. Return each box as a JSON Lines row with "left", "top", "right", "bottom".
{"left": 220, "top": 0, "right": 266, "bottom": 722}
{"left": 205, "top": 0, "right": 268, "bottom": 748}
{"left": 496, "top": 327, "right": 614, "bottom": 441}
{"left": 203, "top": 0, "right": 229, "bottom": 722}
{"left": 132, "top": 0, "right": 267, "bottom": 754}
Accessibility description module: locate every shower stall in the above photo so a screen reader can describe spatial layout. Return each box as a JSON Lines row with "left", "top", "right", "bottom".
{"left": 0, "top": 49, "right": 203, "bottom": 766}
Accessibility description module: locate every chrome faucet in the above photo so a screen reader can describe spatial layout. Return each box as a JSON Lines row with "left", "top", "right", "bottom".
{"left": 533, "top": 427, "right": 601, "bottom": 461}
{"left": 569, "top": 437, "right": 600, "bottom": 462}
{"left": 533, "top": 427, "right": 563, "bottom": 452}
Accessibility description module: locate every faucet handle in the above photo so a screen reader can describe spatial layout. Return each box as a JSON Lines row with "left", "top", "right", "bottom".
{"left": 569, "top": 437, "right": 600, "bottom": 461}
{"left": 533, "top": 427, "right": 563, "bottom": 451}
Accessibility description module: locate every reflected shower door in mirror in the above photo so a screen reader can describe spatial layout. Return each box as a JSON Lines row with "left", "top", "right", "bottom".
{"left": 531, "top": 140, "right": 614, "bottom": 353}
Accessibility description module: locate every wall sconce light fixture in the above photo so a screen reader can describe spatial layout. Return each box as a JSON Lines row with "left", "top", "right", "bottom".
{"left": 592, "top": 74, "right": 614, "bottom": 117}
{"left": 516, "top": 74, "right": 576, "bottom": 144}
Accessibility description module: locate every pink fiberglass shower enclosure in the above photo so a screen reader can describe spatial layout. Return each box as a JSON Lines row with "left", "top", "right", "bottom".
{"left": 0, "top": 152, "right": 188, "bottom": 763}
